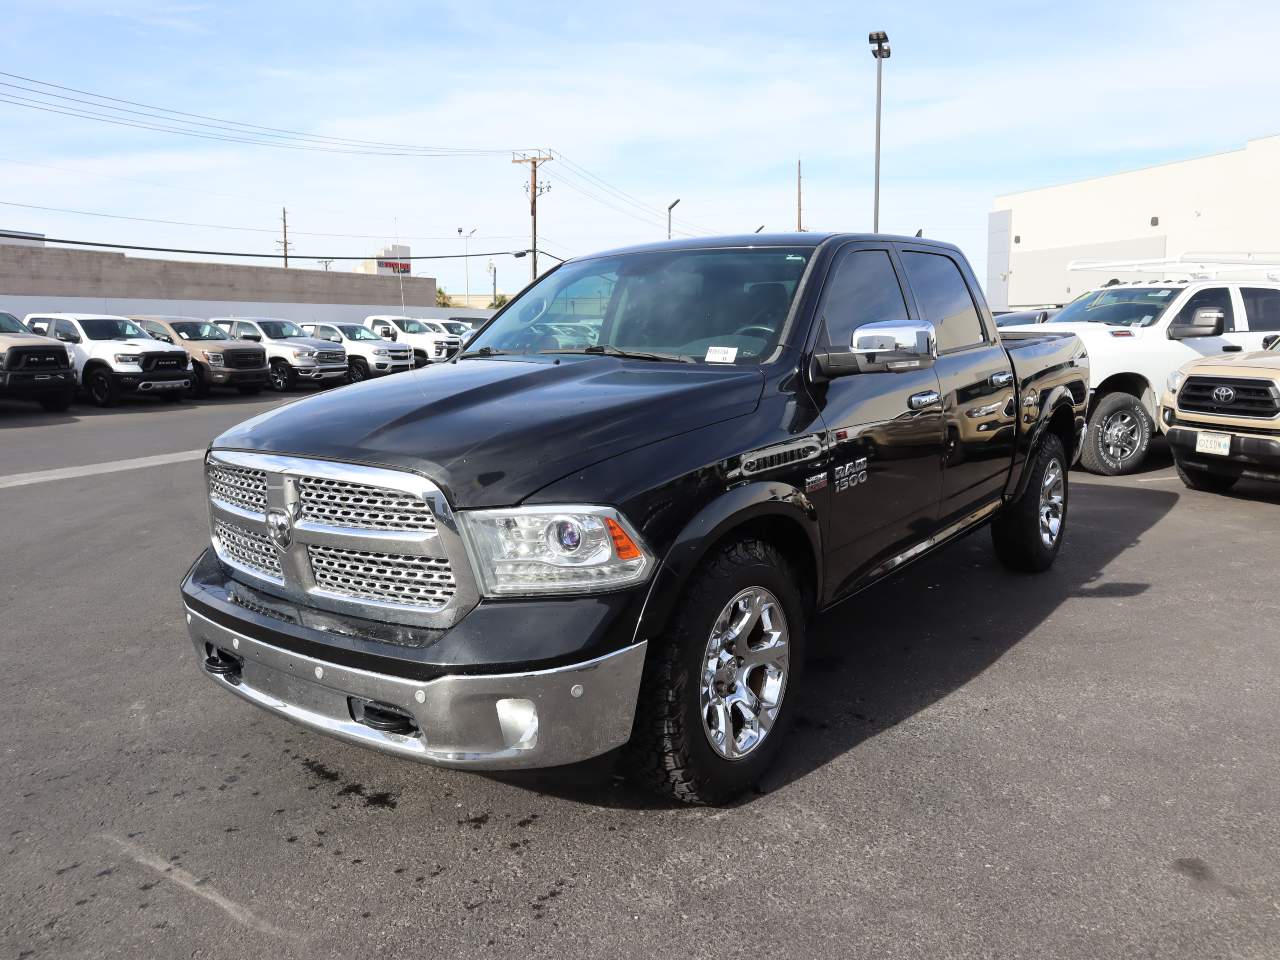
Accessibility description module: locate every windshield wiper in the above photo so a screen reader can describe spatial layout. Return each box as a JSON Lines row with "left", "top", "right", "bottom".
{"left": 458, "top": 346, "right": 509, "bottom": 358}
{"left": 551, "top": 345, "right": 692, "bottom": 363}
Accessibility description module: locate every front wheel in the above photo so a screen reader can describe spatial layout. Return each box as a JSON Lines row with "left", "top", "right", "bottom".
{"left": 347, "top": 358, "right": 370, "bottom": 383}
{"left": 991, "top": 432, "right": 1068, "bottom": 573}
{"left": 1080, "top": 393, "right": 1152, "bottom": 475}
{"left": 268, "top": 360, "right": 294, "bottom": 392}
{"left": 85, "top": 368, "right": 119, "bottom": 408}
{"left": 625, "top": 538, "right": 805, "bottom": 805}
{"left": 1174, "top": 456, "right": 1238, "bottom": 494}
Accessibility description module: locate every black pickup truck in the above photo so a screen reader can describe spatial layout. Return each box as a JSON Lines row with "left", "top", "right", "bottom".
{"left": 182, "top": 234, "right": 1088, "bottom": 804}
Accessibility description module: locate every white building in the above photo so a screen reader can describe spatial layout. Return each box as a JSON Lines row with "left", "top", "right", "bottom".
{"left": 356, "top": 243, "right": 411, "bottom": 277}
{"left": 987, "top": 134, "right": 1280, "bottom": 310}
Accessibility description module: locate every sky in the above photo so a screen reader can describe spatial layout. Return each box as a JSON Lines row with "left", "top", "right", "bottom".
{"left": 2, "top": 0, "right": 1279, "bottom": 300}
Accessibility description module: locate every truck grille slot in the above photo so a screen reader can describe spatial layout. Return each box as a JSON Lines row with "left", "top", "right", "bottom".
{"left": 142, "top": 352, "right": 184, "bottom": 371}
{"left": 224, "top": 349, "right": 266, "bottom": 369}
{"left": 318, "top": 350, "right": 346, "bottom": 364}
{"left": 1179, "top": 376, "right": 1280, "bottom": 418}
{"left": 208, "top": 464, "right": 268, "bottom": 514}
{"left": 308, "top": 545, "right": 455, "bottom": 608}
{"left": 5, "top": 347, "right": 67, "bottom": 371}
{"left": 215, "top": 520, "right": 283, "bottom": 580}
{"left": 297, "top": 476, "right": 436, "bottom": 531}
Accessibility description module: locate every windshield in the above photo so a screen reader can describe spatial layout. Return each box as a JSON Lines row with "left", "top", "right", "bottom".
{"left": 465, "top": 246, "right": 812, "bottom": 363}
{"left": 338, "top": 325, "right": 381, "bottom": 341}
{"left": 171, "top": 321, "right": 230, "bottom": 341}
{"left": 1054, "top": 287, "right": 1180, "bottom": 327}
{"left": 0, "top": 312, "right": 26, "bottom": 334}
{"left": 259, "top": 320, "right": 305, "bottom": 339}
{"left": 82, "top": 317, "right": 151, "bottom": 341}
{"left": 441, "top": 321, "right": 470, "bottom": 335}
{"left": 393, "top": 318, "right": 430, "bottom": 334}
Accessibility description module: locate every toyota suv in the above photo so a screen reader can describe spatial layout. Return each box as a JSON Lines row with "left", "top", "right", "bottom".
{"left": 0, "top": 310, "right": 75, "bottom": 411}
{"left": 211, "top": 317, "right": 347, "bottom": 392}
{"left": 134, "top": 316, "right": 269, "bottom": 397}
{"left": 1160, "top": 330, "right": 1280, "bottom": 493}
{"left": 25, "top": 312, "right": 191, "bottom": 406}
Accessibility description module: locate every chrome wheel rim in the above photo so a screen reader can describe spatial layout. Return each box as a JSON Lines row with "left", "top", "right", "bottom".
{"left": 1039, "top": 457, "right": 1065, "bottom": 547}
{"left": 1101, "top": 411, "right": 1140, "bottom": 461}
{"left": 699, "top": 586, "right": 790, "bottom": 761}
{"left": 349, "top": 363, "right": 366, "bottom": 382}
{"left": 269, "top": 365, "right": 287, "bottom": 391}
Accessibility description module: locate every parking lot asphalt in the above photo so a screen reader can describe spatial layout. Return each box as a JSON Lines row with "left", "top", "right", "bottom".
{"left": 1, "top": 397, "right": 1278, "bottom": 960}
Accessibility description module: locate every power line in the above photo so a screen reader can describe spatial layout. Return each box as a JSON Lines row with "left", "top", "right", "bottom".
{"left": 552, "top": 150, "right": 722, "bottom": 234}
{"left": 0, "top": 229, "right": 536, "bottom": 262}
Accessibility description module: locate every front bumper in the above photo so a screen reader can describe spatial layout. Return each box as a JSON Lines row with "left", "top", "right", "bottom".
{"left": 373, "top": 359, "right": 413, "bottom": 374}
{"left": 209, "top": 367, "right": 269, "bottom": 386}
{"left": 0, "top": 369, "right": 75, "bottom": 398}
{"left": 113, "top": 369, "right": 191, "bottom": 393}
{"left": 292, "top": 363, "right": 348, "bottom": 381}
{"left": 1166, "top": 422, "right": 1280, "bottom": 482}
{"left": 185, "top": 605, "right": 646, "bottom": 769}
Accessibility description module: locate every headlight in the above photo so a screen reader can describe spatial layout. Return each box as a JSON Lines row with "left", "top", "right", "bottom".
{"left": 292, "top": 348, "right": 316, "bottom": 359}
{"left": 203, "top": 351, "right": 225, "bottom": 365}
{"left": 114, "top": 353, "right": 142, "bottom": 364}
{"left": 459, "top": 505, "right": 652, "bottom": 596}
{"left": 1167, "top": 370, "right": 1186, "bottom": 394}
{"left": 373, "top": 348, "right": 390, "bottom": 356}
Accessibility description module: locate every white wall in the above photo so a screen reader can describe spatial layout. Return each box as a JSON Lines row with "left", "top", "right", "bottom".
{"left": 2, "top": 295, "right": 492, "bottom": 325}
{"left": 990, "top": 134, "right": 1280, "bottom": 307}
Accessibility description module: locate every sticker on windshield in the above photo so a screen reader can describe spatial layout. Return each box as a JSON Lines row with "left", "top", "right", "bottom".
{"left": 1148, "top": 290, "right": 1172, "bottom": 297}
{"left": 705, "top": 346, "right": 738, "bottom": 363}
{"left": 1142, "top": 315, "right": 1154, "bottom": 323}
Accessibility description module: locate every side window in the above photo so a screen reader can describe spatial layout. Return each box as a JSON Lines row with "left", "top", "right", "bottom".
{"left": 899, "top": 251, "right": 987, "bottom": 352}
{"left": 235, "top": 322, "right": 257, "bottom": 338}
{"left": 53, "top": 319, "right": 79, "bottom": 342}
{"left": 28, "top": 317, "right": 51, "bottom": 335}
{"left": 1174, "top": 288, "right": 1235, "bottom": 331}
{"left": 1241, "top": 288, "right": 1280, "bottom": 332}
{"left": 144, "top": 321, "right": 165, "bottom": 339}
{"left": 816, "top": 249, "right": 908, "bottom": 346}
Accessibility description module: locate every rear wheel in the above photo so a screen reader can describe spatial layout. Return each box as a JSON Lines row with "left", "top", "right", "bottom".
{"left": 992, "top": 432, "right": 1068, "bottom": 573}
{"left": 86, "top": 367, "right": 118, "bottom": 407}
{"left": 1080, "top": 392, "right": 1152, "bottom": 475}
{"left": 268, "top": 360, "right": 294, "bottom": 392}
{"left": 1173, "top": 456, "right": 1239, "bottom": 494}
{"left": 625, "top": 538, "right": 805, "bottom": 805}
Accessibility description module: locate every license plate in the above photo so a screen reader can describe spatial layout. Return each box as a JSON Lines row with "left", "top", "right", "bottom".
{"left": 1195, "top": 431, "right": 1232, "bottom": 456}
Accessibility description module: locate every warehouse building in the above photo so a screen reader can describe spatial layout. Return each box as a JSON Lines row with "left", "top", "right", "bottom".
{"left": 987, "top": 134, "right": 1280, "bottom": 310}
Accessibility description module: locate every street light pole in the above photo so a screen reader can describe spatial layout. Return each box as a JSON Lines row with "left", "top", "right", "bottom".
{"left": 458, "top": 227, "right": 476, "bottom": 306}
{"left": 869, "top": 31, "right": 890, "bottom": 233}
{"left": 667, "top": 198, "right": 681, "bottom": 240}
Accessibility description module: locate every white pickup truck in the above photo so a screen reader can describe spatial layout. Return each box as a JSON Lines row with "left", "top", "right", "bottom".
{"left": 363, "top": 315, "right": 462, "bottom": 366}
{"left": 1004, "top": 280, "right": 1280, "bottom": 473}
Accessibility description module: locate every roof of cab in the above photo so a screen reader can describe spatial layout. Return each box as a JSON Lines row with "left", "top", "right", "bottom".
{"left": 573, "top": 232, "right": 962, "bottom": 262}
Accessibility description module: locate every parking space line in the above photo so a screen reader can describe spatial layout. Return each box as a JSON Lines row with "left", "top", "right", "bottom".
{"left": 0, "top": 449, "right": 206, "bottom": 489}
{"left": 100, "top": 834, "right": 299, "bottom": 942}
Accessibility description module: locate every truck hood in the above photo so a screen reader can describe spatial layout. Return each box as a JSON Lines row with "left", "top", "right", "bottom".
{"left": 1178, "top": 350, "right": 1280, "bottom": 377}
{"left": 213, "top": 356, "right": 765, "bottom": 507}
{"left": 1003, "top": 320, "right": 1147, "bottom": 345}
{"left": 95, "top": 338, "right": 186, "bottom": 354}
{"left": 278, "top": 336, "right": 344, "bottom": 352}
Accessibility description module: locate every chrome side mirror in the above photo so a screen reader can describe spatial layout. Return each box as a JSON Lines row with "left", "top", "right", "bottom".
{"left": 813, "top": 319, "right": 936, "bottom": 378}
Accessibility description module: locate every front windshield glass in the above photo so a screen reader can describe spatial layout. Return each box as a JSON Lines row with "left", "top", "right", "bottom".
{"left": 171, "top": 321, "right": 230, "bottom": 341}
{"left": 465, "top": 246, "right": 813, "bottom": 362}
{"left": 0, "top": 312, "right": 26, "bottom": 334}
{"left": 441, "top": 321, "right": 470, "bottom": 335}
{"left": 258, "top": 320, "right": 305, "bottom": 339}
{"left": 394, "top": 318, "right": 429, "bottom": 334}
{"left": 82, "top": 317, "right": 151, "bottom": 341}
{"left": 338, "top": 325, "right": 381, "bottom": 341}
{"left": 1054, "top": 287, "right": 1180, "bottom": 327}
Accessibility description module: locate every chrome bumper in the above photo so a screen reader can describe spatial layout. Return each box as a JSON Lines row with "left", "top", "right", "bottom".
{"left": 184, "top": 605, "right": 646, "bottom": 769}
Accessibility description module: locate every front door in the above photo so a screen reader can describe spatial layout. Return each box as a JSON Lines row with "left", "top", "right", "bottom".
{"left": 898, "top": 247, "right": 1017, "bottom": 524}
{"left": 811, "top": 243, "right": 944, "bottom": 600}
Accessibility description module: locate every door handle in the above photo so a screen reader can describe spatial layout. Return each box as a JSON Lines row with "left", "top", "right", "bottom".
{"left": 990, "top": 370, "right": 1014, "bottom": 388}
{"left": 908, "top": 390, "right": 941, "bottom": 410}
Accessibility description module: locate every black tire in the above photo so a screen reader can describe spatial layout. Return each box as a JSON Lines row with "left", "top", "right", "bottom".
{"left": 85, "top": 367, "right": 119, "bottom": 407}
{"left": 189, "top": 363, "right": 212, "bottom": 398}
{"left": 624, "top": 538, "right": 806, "bottom": 805}
{"left": 348, "top": 358, "right": 370, "bottom": 383}
{"left": 991, "top": 432, "right": 1068, "bottom": 573}
{"left": 236, "top": 384, "right": 263, "bottom": 396}
{"left": 1173, "top": 456, "right": 1238, "bottom": 494}
{"left": 38, "top": 389, "right": 74, "bottom": 413}
{"left": 268, "top": 360, "right": 294, "bottom": 393}
{"left": 1080, "top": 392, "right": 1152, "bottom": 475}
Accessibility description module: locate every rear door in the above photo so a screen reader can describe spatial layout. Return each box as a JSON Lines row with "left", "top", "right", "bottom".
{"left": 898, "top": 246, "right": 1017, "bottom": 524}
{"left": 812, "top": 242, "right": 944, "bottom": 599}
{"left": 1239, "top": 286, "right": 1280, "bottom": 340}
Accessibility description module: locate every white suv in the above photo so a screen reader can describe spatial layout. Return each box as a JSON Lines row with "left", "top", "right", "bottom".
{"left": 25, "top": 312, "right": 191, "bottom": 406}
{"left": 301, "top": 322, "right": 413, "bottom": 383}
{"left": 211, "top": 317, "right": 348, "bottom": 392}
{"left": 363, "top": 315, "right": 461, "bottom": 366}
{"left": 1004, "top": 280, "right": 1280, "bottom": 474}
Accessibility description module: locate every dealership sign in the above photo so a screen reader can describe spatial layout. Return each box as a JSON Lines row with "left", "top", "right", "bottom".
{"left": 378, "top": 260, "right": 411, "bottom": 274}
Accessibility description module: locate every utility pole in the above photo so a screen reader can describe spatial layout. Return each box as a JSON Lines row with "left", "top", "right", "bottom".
{"left": 277, "top": 206, "right": 290, "bottom": 268}
{"left": 512, "top": 151, "right": 552, "bottom": 281}
{"left": 317, "top": 258, "right": 333, "bottom": 271}
{"left": 796, "top": 158, "right": 803, "bottom": 232}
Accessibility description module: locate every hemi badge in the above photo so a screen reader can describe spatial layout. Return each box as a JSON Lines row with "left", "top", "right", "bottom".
{"left": 805, "top": 472, "right": 828, "bottom": 493}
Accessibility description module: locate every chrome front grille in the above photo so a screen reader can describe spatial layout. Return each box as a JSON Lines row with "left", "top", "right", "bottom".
{"left": 309, "top": 545, "right": 456, "bottom": 609}
{"left": 214, "top": 519, "right": 283, "bottom": 581}
{"left": 204, "top": 451, "right": 475, "bottom": 627}
{"left": 208, "top": 463, "right": 268, "bottom": 513}
{"left": 318, "top": 350, "right": 346, "bottom": 365}
{"left": 298, "top": 476, "right": 436, "bottom": 531}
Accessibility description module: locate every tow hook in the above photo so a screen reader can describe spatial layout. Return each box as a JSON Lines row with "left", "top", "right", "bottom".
{"left": 349, "top": 697, "right": 419, "bottom": 736}
{"left": 203, "top": 645, "right": 243, "bottom": 684}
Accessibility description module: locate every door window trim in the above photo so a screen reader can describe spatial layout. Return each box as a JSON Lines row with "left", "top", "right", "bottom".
{"left": 894, "top": 245, "right": 993, "bottom": 356}
{"left": 802, "top": 240, "right": 917, "bottom": 357}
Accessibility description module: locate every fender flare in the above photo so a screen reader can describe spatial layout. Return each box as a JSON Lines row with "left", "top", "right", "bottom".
{"left": 1010, "top": 386, "right": 1083, "bottom": 501}
{"left": 630, "top": 480, "right": 822, "bottom": 645}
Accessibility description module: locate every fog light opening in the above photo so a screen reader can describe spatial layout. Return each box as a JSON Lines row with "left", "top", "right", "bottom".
{"left": 496, "top": 698, "right": 539, "bottom": 751}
